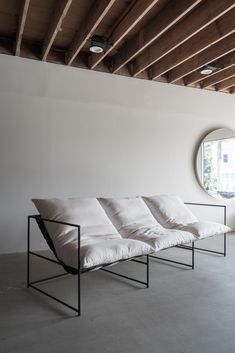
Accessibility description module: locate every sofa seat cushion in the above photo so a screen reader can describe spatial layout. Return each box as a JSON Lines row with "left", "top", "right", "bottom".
{"left": 81, "top": 238, "right": 152, "bottom": 269}
{"left": 98, "top": 197, "right": 195, "bottom": 251}
{"left": 143, "top": 194, "right": 198, "bottom": 228}
{"left": 176, "top": 221, "right": 231, "bottom": 239}
{"left": 118, "top": 225, "right": 195, "bottom": 251}
{"left": 51, "top": 235, "right": 152, "bottom": 269}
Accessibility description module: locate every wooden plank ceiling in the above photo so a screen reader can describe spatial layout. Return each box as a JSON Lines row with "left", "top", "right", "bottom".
{"left": 0, "top": 0, "right": 234, "bottom": 95}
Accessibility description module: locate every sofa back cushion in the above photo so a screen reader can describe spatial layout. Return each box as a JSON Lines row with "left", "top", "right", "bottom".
{"left": 32, "top": 198, "right": 121, "bottom": 264}
{"left": 143, "top": 194, "right": 198, "bottom": 228}
{"left": 98, "top": 196, "right": 162, "bottom": 238}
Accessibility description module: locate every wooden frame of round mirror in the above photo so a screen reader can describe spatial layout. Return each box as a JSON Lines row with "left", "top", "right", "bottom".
{"left": 196, "top": 128, "right": 235, "bottom": 200}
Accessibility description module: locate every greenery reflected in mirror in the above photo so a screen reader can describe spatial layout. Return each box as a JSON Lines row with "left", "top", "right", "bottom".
{"left": 196, "top": 128, "right": 235, "bottom": 199}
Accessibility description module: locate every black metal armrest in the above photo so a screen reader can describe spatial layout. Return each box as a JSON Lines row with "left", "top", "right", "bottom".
{"left": 184, "top": 202, "right": 227, "bottom": 225}
{"left": 28, "top": 214, "right": 81, "bottom": 274}
{"left": 29, "top": 214, "right": 81, "bottom": 230}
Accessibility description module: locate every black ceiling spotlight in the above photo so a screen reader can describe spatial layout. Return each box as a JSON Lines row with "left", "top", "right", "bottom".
{"left": 199, "top": 63, "right": 219, "bottom": 75}
{"left": 89, "top": 35, "right": 107, "bottom": 54}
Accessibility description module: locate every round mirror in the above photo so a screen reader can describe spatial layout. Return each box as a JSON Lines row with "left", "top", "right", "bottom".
{"left": 196, "top": 128, "right": 235, "bottom": 199}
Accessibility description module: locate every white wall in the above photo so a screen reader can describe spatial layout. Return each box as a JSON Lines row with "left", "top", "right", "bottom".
{"left": 0, "top": 54, "right": 235, "bottom": 253}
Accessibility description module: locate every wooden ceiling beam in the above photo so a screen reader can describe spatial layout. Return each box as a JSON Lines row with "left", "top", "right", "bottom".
{"left": 42, "top": 0, "right": 72, "bottom": 61}
{"left": 201, "top": 65, "right": 235, "bottom": 88}
{"left": 184, "top": 50, "right": 235, "bottom": 86}
{"left": 66, "top": 0, "right": 116, "bottom": 66}
{"left": 152, "top": 8, "right": 235, "bottom": 80}
{"left": 111, "top": 0, "right": 201, "bottom": 74}
{"left": 15, "top": 0, "right": 30, "bottom": 56}
{"left": 168, "top": 29, "right": 235, "bottom": 84}
{"left": 0, "top": 36, "right": 234, "bottom": 95}
{"left": 89, "top": 0, "right": 160, "bottom": 70}
{"left": 0, "top": 38, "right": 151, "bottom": 79}
{"left": 132, "top": 0, "right": 235, "bottom": 77}
{"left": 216, "top": 76, "right": 235, "bottom": 91}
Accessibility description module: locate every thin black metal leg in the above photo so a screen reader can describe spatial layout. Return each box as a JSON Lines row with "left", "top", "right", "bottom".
{"left": 223, "top": 205, "right": 227, "bottom": 257}
{"left": 77, "top": 227, "right": 81, "bottom": 317}
{"left": 27, "top": 216, "right": 30, "bottom": 288}
{"left": 192, "top": 241, "right": 195, "bottom": 270}
{"left": 146, "top": 255, "right": 149, "bottom": 288}
{"left": 224, "top": 233, "right": 227, "bottom": 257}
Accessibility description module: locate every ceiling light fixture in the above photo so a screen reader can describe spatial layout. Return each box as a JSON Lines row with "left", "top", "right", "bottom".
{"left": 200, "top": 64, "right": 219, "bottom": 75}
{"left": 89, "top": 35, "right": 107, "bottom": 54}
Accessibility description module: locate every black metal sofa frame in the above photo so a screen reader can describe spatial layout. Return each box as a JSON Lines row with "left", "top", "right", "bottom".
{"left": 27, "top": 215, "right": 150, "bottom": 316}
{"left": 27, "top": 202, "right": 227, "bottom": 316}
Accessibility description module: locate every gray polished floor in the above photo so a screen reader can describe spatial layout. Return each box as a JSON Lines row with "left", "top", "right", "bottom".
{"left": 1, "top": 235, "right": 235, "bottom": 353}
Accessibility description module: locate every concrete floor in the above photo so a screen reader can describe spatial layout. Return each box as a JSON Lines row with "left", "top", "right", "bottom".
{"left": 1, "top": 235, "right": 235, "bottom": 353}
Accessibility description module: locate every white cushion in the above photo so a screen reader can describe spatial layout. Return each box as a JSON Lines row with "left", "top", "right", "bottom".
{"left": 143, "top": 194, "right": 231, "bottom": 239}
{"left": 143, "top": 194, "right": 198, "bottom": 228}
{"left": 98, "top": 197, "right": 160, "bottom": 235}
{"left": 177, "top": 221, "right": 231, "bottom": 239}
{"left": 81, "top": 238, "right": 152, "bottom": 269}
{"left": 32, "top": 198, "right": 152, "bottom": 269}
{"left": 98, "top": 197, "right": 195, "bottom": 251}
{"left": 122, "top": 225, "right": 195, "bottom": 251}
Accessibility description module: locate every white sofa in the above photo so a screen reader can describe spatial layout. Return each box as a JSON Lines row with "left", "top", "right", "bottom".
{"left": 29, "top": 195, "right": 230, "bottom": 316}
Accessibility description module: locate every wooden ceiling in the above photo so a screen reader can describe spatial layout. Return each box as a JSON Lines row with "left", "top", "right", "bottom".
{"left": 0, "top": 0, "right": 235, "bottom": 95}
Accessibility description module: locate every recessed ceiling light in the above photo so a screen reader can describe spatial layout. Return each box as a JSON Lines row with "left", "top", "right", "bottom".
{"left": 200, "top": 67, "right": 213, "bottom": 75}
{"left": 90, "top": 45, "right": 103, "bottom": 54}
{"left": 200, "top": 64, "right": 219, "bottom": 75}
{"left": 89, "top": 35, "right": 107, "bottom": 54}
